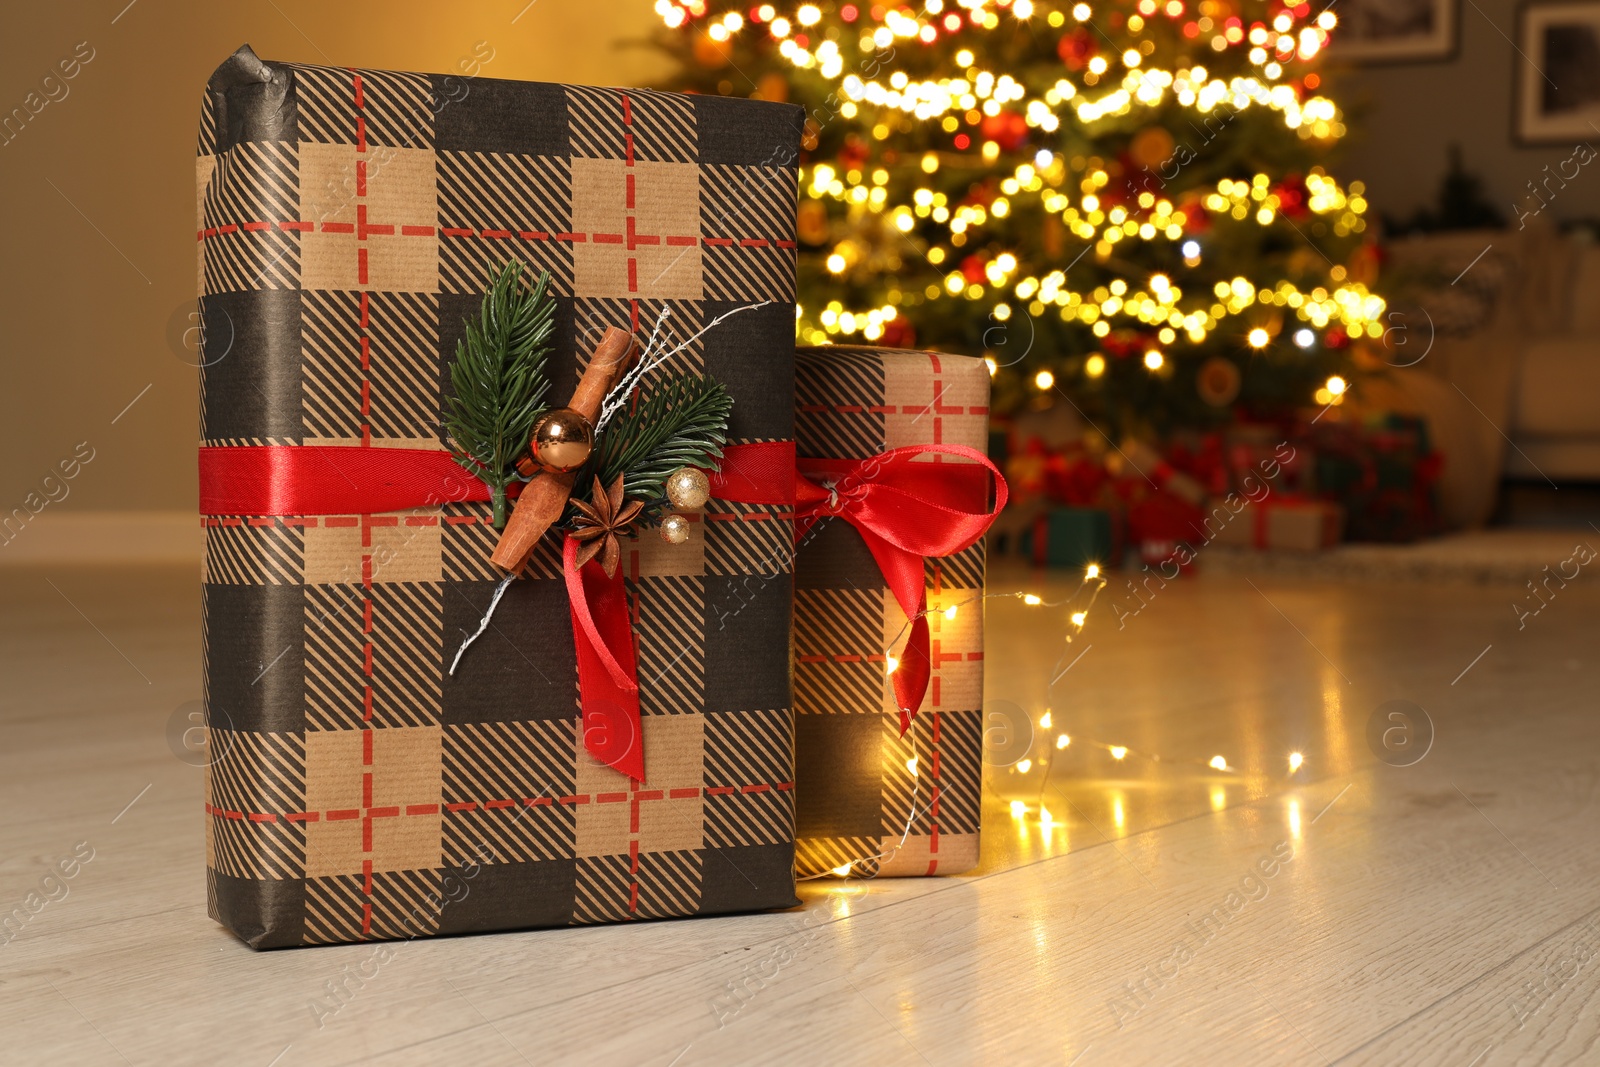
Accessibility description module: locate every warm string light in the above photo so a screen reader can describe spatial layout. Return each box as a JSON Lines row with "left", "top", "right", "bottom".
{"left": 1015, "top": 734, "right": 1239, "bottom": 772}
{"left": 1313, "top": 374, "right": 1348, "bottom": 406}
{"left": 990, "top": 560, "right": 1310, "bottom": 826}
{"left": 881, "top": 563, "right": 1108, "bottom": 675}
{"left": 1006, "top": 737, "right": 1313, "bottom": 827}
{"left": 805, "top": 745, "right": 926, "bottom": 881}
{"left": 662, "top": 0, "right": 1339, "bottom": 135}
{"left": 807, "top": 538, "right": 1103, "bottom": 883}
{"left": 888, "top": 559, "right": 1259, "bottom": 838}
{"left": 796, "top": 161, "right": 1380, "bottom": 347}
{"left": 663, "top": 1, "right": 1379, "bottom": 369}
{"left": 1007, "top": 737, "right": 1314, "bottom": 822}
{"left": 1010, "top": 726, "right": 1308, "bottom": 777}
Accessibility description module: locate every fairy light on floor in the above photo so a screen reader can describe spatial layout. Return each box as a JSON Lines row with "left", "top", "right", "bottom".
{"left": 814, "top": 509, "right": 1111, "bottom": 880}
{"left": 882, "top": 561, "right": 1108, "bottom": 682}
{"left": 855, "top": 550, "right": 1316, "bottom": 847}
{"left": 806, "top": 755, "right": 925, "bottom": 881}
{"left": 973, "top": 559, "right": 1318, "bottom": 837}
{"left": 1004, "top": 730, "right": 1314, "bottom": 832}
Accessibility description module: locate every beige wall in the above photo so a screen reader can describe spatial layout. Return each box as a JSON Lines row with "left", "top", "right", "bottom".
{"left": 0, "top": 0, "right": 668, "bottom": 515}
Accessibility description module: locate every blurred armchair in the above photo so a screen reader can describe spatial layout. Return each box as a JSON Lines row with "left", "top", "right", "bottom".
{"left": 1378, "top": 221, "right": 1600, "bottom": 528}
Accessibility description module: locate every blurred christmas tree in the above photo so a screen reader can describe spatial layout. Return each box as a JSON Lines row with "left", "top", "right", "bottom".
{"left": 653, "top": 0, "right": 1387, "bottom": 434}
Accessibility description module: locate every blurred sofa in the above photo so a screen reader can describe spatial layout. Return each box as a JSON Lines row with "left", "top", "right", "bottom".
{"left": 1504, "top": 232, "right": 1600, "bottom": 480}
{"left": 1380, "top": 222, "right": 1600, "bottom": 528}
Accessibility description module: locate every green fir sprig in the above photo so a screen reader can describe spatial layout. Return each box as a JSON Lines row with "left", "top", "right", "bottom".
{"left": 576, "top": 373, "right": 733, "bottom": 524}
{"left": 443, "top": 262, "right": 555, "bottom": 529}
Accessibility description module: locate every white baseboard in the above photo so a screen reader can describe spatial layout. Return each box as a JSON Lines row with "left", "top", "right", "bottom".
{"left": 0, "top": 511, "right": 202, "bottom": 566}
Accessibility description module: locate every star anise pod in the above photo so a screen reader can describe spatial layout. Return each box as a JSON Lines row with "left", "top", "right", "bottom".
{"left": 569, "top": 474, "right": 644, "bottom": 577}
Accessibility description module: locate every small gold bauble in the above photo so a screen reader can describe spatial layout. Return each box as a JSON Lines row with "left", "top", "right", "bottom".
{"left": 1129, "top": 125, "right": 1177, "bottom": 169}
{"left": 659, "top": 514, "right": 692, "bottom": 545}
{"left": 1196, "top": 356, "right": 1243, "bottom": 407}
{"left": 664, "top": 467, "right": 711, "bottom": 510}
{"left": 529, "top": 408, "right": 594, "bottom": 473}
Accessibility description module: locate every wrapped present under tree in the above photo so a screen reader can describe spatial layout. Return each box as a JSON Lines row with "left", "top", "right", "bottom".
{"left": 196, "top": 46, "right": 804, "bottom": 948}
{"left": 1311, "top": 414, "right": 1441, "bottom": 543}
{"left": 791, "top": 347, "right": 1005, "bottom": 878}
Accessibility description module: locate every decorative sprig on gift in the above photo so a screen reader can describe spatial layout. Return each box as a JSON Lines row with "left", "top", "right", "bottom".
{"left": 443, "top": 262, "right": 555, "bottom": 529}
{"left": 569, "top": 474, "right": 646, "bottom": 576}
{"left": 454, "top": 305, "right": 762, "bottom": 675}
{"left": 576, "top": 372, "right": 732, "bottom": 527}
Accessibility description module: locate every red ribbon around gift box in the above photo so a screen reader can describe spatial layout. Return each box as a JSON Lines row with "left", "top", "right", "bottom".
{"left": 200, "top": 442, "right": 789, "bottom": 782}
{"left": 199, "top": 439, "right": 1005, "bottom": 777}
{"left": 768, "top": 444, "right": 1007, "bottom": 735}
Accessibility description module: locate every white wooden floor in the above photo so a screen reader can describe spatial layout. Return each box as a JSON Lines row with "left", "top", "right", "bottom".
{"left": 2, "top": 557, "right": 1598, "bottom": 1066}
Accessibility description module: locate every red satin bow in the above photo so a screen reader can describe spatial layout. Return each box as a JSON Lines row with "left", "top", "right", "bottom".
{"left": 792, "top": 444, "right": 1008, "bottom": 733}
{"left": 198, "top": 442, "right": 793, "bottom": 782}
{"left": 563, "top": 536, "right": 644, "bottom": 780}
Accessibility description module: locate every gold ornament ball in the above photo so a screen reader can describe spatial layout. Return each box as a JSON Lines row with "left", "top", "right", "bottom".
{"left": 1130, "top": 126, "right": 1176, "bottom": 169}
{"left": 529, "top": 408, "right": 594, "bottom": 473}
{"left": 665, "top": 467, "right": 711, "bottom": 510}
{"left": 1196, "top": 356, "right": 1243, "bottom": 407}
{"left": 797, "top": 199, "right": 830, "bottom": 246}
{"left": 659, "top": 514, "right": 692, "bottom": 545}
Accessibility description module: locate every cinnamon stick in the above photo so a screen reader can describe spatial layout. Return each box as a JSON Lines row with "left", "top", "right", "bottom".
{"left": 490, "top": 327, "right": 636, "bottom": 573}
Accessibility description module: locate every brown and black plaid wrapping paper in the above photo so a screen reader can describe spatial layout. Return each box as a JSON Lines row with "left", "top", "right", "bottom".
{"left": 793, "top": 347, "right": 990, "bottom": 878}
{"left": 196, "top": 46, "right": 804, "bottom": 948}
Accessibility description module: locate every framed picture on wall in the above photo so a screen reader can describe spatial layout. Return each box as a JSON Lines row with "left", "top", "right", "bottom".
{"left": 1326, "top": 0, "right": 1458, "bottom": 62}
{"left": 1516, "top": 1, "right": 1600, "bottom": 143}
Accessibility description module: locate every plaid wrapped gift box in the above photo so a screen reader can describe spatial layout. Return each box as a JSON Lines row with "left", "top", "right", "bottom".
{"left": 196, "top": 46, "right": 804, "bottom": 948}
{"left": 792, "top": 347, "right": 992, "bottom": 878}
